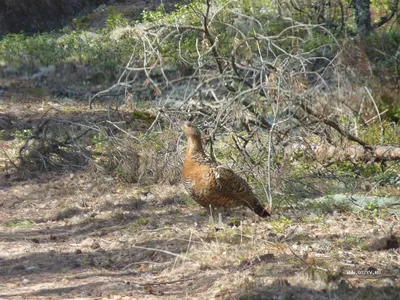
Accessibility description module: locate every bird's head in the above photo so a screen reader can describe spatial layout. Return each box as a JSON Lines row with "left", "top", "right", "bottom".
{"left": 182, "top": 121, "right": 201, "bottom": 138}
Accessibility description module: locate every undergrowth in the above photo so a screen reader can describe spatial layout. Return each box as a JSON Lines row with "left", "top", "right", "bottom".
{"left": 99, "top": 129, "right": 182, "bottom": 185}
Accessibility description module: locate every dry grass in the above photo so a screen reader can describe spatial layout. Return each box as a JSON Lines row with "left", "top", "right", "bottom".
{"left": 0, "top": 79, "right": 183, "bottom": 187}
{"left": 1, "top": 77, "right": 399, "bottom": 300}
{"left": 0, "top": 171, "right": 399, "bottom": 299}
{"left": 101, "top": 129, "right": 182, "bottom": 185}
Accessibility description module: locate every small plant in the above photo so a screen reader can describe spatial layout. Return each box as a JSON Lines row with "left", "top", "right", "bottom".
{"left": 303, "top": 32, "right": 336, "bottom": 53}
{"left": 359, "top": 121, "right": 400, "bottom": 145}
{"left": 92, "top": 132, "right": 108, "bottom": 152}
{"left": 365, "top": 201, "right": 378, "bottom": 212}
{"left": 207, "top": 226, "right": 241, "bottom": 244}
{"left": 199, "top": 210, "right": 208, "bottom": 217}
{"left": 55, "top": 208, "right": 82, "bottom": 220}
{"left": 106, "top": 8, "right": 129, "bottom": 31}
{"left": 270, "top": 216, "right": 293, "bottom": 233}
{"left": 141, "top": 4, "right": 166, "bottom": 23}
{"left": 305, "top": 264, "right": 332, "bottom": 283}
{"left": 303, "top": 197, "right": 353, "bottom": 215}
{"left": 287, "top": 258, "right": 303, "bottom": 265}
{"left": 5, "top": 220, "right": 36, "bottom": 227}
{"left": 301, "top": 215, "right": 324, "bottom": 223}
{"left": 178, "top": 196, "right": 198, "bottom": 206}
{"left": 72, "top": 16, "right": 90, "bottom": 30}
{"left": 136, "top": 217, "right": 149, "bottom": 225}
{"left": 373, "top": 171, "right": 399, "bottom": 185}
{"left": 32, "top": 87, "right": 46, "bottom": 97}
{"left": 360, "top": 201, "right": 386, "bottom": 217}
{"left": 337, "top": 236, "right": 363, "bottom": 250}
{"left": 13, "top": 129, "right": 32, "bottom": 140}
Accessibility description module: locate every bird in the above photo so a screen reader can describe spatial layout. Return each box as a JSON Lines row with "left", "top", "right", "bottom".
{"left": 182, "top": 121, "right": 270, "bottom": 218}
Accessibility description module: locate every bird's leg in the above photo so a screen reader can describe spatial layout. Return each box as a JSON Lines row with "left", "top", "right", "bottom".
{"left": 205, "top": 205, "right": 223, "bottom": 227}
{"left": 208, "top": 205, "right": 214, "bottom": 225}
{"left": 218, "top": 212, "right": 223, "bottom": 226}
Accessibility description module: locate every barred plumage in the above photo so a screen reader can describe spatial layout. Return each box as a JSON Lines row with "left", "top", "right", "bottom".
{"left": 182, "top": 121, "right": 270, "bottom": 218}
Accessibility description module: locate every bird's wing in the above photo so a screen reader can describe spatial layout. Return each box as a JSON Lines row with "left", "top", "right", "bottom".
{"left": 213, "top": 165, "right": 270, "bottom": 216}
{"left": 213, "top": 165, "right": 255, "bottom": 199}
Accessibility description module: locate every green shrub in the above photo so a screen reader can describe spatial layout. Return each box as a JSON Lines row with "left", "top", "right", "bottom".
{"left": 0, "top": 28, "right": 133, "bottom": 71}
{"left": 0, "top": 33, "right": 58, "bottom": 67}
{"left": 365, "top": 31, "right": 400, "bottom": 75}
{"left": 359, "top": 121, "right": 400, "bottom": 145}
{"left": 106, "top": 8, "right": 129, "bottom": 31}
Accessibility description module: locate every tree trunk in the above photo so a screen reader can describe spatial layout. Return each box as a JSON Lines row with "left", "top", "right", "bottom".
{"left": 354, "top": 0, "right": 373, "bottom": 37}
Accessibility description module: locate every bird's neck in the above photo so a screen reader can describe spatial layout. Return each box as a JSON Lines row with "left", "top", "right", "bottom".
{"left": 186, "top": 136, "right": 206, "bottom": 157}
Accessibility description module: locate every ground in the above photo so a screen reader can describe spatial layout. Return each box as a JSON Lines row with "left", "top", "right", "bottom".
{"left": 0, "top": 79, "right": 400, "bottom": 299}
{"left": 0, "top": 173, "right": 399, "bottom": 299}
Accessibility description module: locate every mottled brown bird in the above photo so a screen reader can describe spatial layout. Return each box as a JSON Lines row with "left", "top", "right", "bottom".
{"left": 182, "top": 121, "right": 270, "bottom": 218}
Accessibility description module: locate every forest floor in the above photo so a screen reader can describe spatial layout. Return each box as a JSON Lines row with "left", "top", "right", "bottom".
{"left": 0, "top": 79, "right": 400, "bottom": 299}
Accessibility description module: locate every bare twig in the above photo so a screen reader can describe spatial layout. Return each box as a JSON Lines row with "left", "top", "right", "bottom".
{"left": 130, "top": 245, "right": 196, "bottom": 261}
